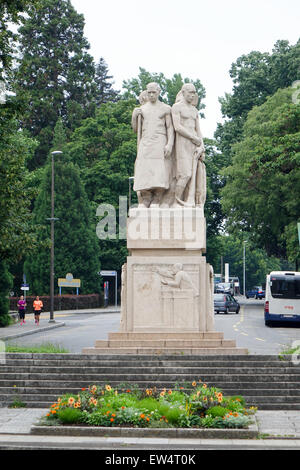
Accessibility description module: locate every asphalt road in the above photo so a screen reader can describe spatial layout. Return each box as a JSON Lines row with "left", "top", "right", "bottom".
{"left": 6, "top": 299, "right": 300, "bottom": 354}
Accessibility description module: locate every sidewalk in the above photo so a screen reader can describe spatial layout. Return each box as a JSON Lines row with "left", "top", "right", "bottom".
{"left": 0, "top": 307, "right": 120, "bottom": 341}
{"left": 0, "top": 408, "right": 300, "bottom": 449}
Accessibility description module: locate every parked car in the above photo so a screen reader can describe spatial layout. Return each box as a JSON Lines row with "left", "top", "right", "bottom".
{"left": 246, "top": 286, "right": 265, "bottom": 299}
{"left": 214, "top": 293, "right": 240, "bottom": 314}
{"left": 215, "top": 282, "right": 234, "bottom": 295}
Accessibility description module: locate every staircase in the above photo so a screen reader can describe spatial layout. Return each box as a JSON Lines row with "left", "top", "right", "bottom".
{"left": 1, "top": 353, "right": 300, "bottom": 410}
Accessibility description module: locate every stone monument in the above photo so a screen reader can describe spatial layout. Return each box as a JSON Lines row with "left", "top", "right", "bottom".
{"left": 83, "top": 82, "right": 247, "bottom": 355}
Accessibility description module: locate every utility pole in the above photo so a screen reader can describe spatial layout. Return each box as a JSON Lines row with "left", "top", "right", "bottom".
{"left": 47, "top": 151, "right": 62, "bottom": 323}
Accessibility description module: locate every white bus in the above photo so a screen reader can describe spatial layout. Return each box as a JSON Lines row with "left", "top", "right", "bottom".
{"left": 264, "top": 271, "right": 300, "bottom": 326}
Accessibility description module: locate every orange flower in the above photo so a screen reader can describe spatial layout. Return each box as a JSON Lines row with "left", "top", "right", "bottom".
{"left": 192, "top": 381, "right": 197, "bottom": 387}
{"left": 140, "top": 413, "right": 145, "bottom": 419}
{"left": 112, "top": 413, "right": 116, "bottom": 417}
{"left": 81, "top": 388, "right": 86, "bottom": 391}
{"left": 168, "top": 390, "right": 172, "bottom": 395}
{"left": 146, "top": 417, "right": 150, "bottom": 422}
{"left": 110, "top": 418, "right": 114, "bottom": 422}
{"left": 68, "top": 397, "right": 75, "bottom": 406}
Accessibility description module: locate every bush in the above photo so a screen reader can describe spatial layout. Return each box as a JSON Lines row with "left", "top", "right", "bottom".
{"left": 206, "top": 405, "right": 229, "bottom": 418}
{"left": 9, "top": 294, "right": 102, "bottom": 313}
{"left": 56, "top": 408, "right": 84, "bottom": 424}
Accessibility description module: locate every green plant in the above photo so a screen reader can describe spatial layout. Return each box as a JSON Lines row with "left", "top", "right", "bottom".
{"left": 206, "top": 405, "right": 229, "bottom": 418}
{"left": 56, "top": 407, "right": 84, "bottom": 424}
{"left": 6, "top": 342, "right": 69, "bottom": 353}
{"left": 9, "top": 397, "right": 26, "bottom": 408}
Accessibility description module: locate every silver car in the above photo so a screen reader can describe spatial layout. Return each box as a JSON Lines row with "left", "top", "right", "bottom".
{"left": 214, "top": 293, "right": 240, "bottom": 314}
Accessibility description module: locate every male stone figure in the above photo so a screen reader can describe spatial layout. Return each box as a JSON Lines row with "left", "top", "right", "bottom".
{"left": 157, "top": 263, "right": 199, "bottom": 297}
{"left": 171, "top": 83, "right": 206, "bottom": 207}
{"left": 131, "top": 82, "right": 174, "bottom": 208}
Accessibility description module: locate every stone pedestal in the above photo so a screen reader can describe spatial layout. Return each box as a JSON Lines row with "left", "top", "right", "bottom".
{"left": 83, "top": 207, "right": 248, "bottom": 355}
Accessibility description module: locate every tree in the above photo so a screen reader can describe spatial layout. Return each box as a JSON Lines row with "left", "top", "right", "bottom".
{"left": 122, "top": 67, "right": 206, "bottom": 115}
{"left": 94, "top": 57, "right": 119, "bottom": 106}
{"left": 24, "top": 119, "right": 101, "bottom": 294}
{"left": 215, "top": 39, "right": 300, "bottom": 159}
{"left": 217, "top": 235, "right": 282, "bottom": 290}
{"left": 67, "top": 98, "right": 137, "bottom": 272}
{"left": 221, "top": 87, "right": 300, "bottom": 265}
{"left": 13, "top": 0, "right": 97, "bottom": 169}
{"left": 0, "top": 0, "right": 41, "bottom": 80}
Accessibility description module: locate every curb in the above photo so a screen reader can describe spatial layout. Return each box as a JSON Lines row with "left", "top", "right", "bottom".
{"left": 0, "top": 322, "right": 66, "bottom": 341}
{"left": 30, "top": 418, "right": 259, "bottom": 439}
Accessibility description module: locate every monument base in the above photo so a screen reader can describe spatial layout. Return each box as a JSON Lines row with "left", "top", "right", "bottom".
{"left": 83, "top": 209, "right": 248, "bottom": 355}
{"left": 82, "top": 331, "right": 248, "bottom": 355}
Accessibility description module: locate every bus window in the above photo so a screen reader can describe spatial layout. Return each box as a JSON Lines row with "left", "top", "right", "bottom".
{"left": 270, "top": 276, "right": 300, "bottom": 299}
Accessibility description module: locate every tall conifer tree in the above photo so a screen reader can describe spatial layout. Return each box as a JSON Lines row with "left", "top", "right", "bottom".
{"left": 14, "top": 0, "right": 97, "bottom": 169}
{"left": 24, "top": 119, "right": 101, "bottom": 295}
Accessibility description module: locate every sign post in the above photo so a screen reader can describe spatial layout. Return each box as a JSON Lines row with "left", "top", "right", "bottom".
{"left": 99, "top": 270, "right": 118, "bottom": 307}
{"left": 298, "top": 223, "right": 300, "bottom": 247}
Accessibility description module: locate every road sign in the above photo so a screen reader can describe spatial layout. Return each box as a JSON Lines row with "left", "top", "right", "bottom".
{"left": 100, "top": 270, "right": 117, "bottom": 276}
{"left": 58, "top": 273, "right": 80, "bottom": 288}
{"left": 21, "top": 286, "right": 29, "bottom": 291}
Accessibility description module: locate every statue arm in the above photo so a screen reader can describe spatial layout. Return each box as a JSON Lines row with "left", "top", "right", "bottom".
{"left": 131, "top": 107, "right": 142, "bottom": 133}
{"left": 171, "top": 105, "right": 202, "bottom": 145}
{"left": 164, "top": 111, "right": 174, "bottom": 157}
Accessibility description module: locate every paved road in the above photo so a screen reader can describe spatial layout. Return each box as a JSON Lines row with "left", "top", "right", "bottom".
{"left": 216, "top": 298, "right": 300, "bottom": 355}
{"left": 3, "top": 299, "right": 300, "bottom": 355}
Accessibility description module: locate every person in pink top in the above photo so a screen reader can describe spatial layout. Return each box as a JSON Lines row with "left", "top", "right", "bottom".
{"left": 17, "top": 295, "right": 27, "bottom": 325}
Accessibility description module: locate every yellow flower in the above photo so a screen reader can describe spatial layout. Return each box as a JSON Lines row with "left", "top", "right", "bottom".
{"left": 168, "top": 390, "right": 172, "bottom": 395}
{"left": 192, "top": 381, "right": 197, "bottom": 387}
{"left": 105, "top": 384, "right": 112, "bottom": 392}
{"left": 68, "top": 397, "right": 75, "bottom": 406}
{"left": 160, "top": 391, "right": 165, "bottom": 397}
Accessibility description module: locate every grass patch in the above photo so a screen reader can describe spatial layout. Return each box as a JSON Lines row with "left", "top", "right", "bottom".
{"left": 5, "top": 342, "right": 69, "bottom": 353}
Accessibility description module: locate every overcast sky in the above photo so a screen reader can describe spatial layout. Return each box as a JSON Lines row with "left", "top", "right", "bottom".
{"left": 71, "top": 0, "right": 300, "bottom": 138}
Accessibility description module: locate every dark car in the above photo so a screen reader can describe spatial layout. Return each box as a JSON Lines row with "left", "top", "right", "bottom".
{"left": 214, "top": 293, "right": 240, "bottom": 314}
{"left": 246, "top": 286, "right": 265, "bottom": 299}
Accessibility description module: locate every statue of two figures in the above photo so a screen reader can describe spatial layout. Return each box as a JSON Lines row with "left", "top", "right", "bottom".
{"left": 131, "top": 82, "right": 206, "bottom": 209}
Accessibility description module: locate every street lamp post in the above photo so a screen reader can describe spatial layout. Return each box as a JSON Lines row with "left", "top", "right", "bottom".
{"left": 243, "top": 241, "right": 247, "bottom": 296}
{"left": 47, "top": 151, "right": 62, "bottom": 323}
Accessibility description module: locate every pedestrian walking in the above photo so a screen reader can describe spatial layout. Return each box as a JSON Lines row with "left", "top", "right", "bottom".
{"left": 17, "top": 295, "right": 27, "bottom": 325}
{"left": 33, "top": 296, "right": 43, "bottom": 325}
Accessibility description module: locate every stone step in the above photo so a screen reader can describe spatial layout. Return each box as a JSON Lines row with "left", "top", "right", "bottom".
{"left": 1, "top": 365, "right": 299, "bottom": 375}
{"left": 3, "top": 358, "right": 296, "bottom": 368}
{"left": 0, "top": 365, "right": 300, "bottom": 380}
{"left": 2, "top": 375, "right": 300, "bottom": 387}
{"left": 108, "top": 332, "right": 224, "bottom": 340}
{"left": 3, "top": 353, "right": 294, "bottom": 362}
{"left": 94, "top": 339, "right": 237, "bottom": 348}
{"left": 3, "top": 371, "right": 300, "bottom": 381}
{"left": 3, "top": 386, "right": 300, "bottom": 396}
{"left": 82, "top": 347, "right": 249, "bottom": 355}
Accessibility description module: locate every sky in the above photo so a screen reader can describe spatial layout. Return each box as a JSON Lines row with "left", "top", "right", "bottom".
{"left": 71, "top": 0, "right": 300, "bottom": 138}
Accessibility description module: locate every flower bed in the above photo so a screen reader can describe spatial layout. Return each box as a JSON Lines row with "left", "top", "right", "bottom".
{"left": 42, "top": 381, "right": 257, "bottom": 429}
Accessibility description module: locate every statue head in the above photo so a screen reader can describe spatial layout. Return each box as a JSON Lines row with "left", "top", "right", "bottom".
{"left": 146, "top": 82, "right": 161, "bottom": 103}
{"left": 180, "top": 83, "right": 198, "bottom": 107}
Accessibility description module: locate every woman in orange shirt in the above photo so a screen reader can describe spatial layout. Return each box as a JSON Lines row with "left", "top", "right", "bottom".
{"left": 33, "top": 296, "right": 43, "bottom": 325}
